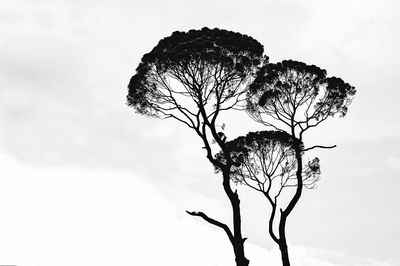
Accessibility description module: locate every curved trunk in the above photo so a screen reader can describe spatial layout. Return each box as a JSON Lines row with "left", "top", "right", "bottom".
{"left": 275, "top": 130, "right": 303, "bottom": 266}
{"left": 282, "top": 141, "right": 303, "bottom": 218}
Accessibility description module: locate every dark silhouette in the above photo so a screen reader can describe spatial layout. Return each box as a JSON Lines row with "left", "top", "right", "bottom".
{"left": 127, "top": 27, "right": 265, "bottom": 266}
{"left": 244, "top": 60, "right": 356, "bottom": 266}
{"left": 216, "top": 130, "right": 321, "bottom": 265}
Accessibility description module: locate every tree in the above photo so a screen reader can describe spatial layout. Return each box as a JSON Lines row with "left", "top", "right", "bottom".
{"left": 216, "top": 130, "right": 321, "bottom": 265}
{"left": 127, "top": 27, "right": 265, "bottom": 266}
{"left": 244, "top": 60, "right": 356, "bottom": 266}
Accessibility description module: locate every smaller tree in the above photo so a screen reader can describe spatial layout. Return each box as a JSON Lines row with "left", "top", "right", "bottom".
{"left": 216, "top": 130, "right": 321, "bottom": 265}
{"left": 244, "top": 60, "right": 356, "bottom": 266}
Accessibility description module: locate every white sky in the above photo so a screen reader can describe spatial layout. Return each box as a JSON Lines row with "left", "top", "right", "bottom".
{"left": 0, "top": 0, "right": 399, "bottom": 265}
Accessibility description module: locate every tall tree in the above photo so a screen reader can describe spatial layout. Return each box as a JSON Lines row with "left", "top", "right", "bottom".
{"left": 245, "top": 60, "right": 356, "bottom": 265}
{"left": 127, "top": 27, "right": 265, "bottom": 266}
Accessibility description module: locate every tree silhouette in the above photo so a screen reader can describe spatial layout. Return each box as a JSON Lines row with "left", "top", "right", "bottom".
{"left": 127, "top": 27, "right": 265, "bottom": 266}
{"left": 245, "top": 60, "right": 356, "bottom": 266}
{"left": 216, "top": 130, "right": 321, "bottom": 265}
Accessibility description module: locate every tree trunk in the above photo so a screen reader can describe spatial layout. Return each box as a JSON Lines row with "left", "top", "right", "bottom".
{"left": 235, "top": 254, "right": 250, "bottom": 266}
{"left": 275, "top": 141, "right": 303, "bottom": 266}
{"left": 279, "top": 242, "right": 290, "bottom": 266}
{"left": 222, "top": 170, "right": 249, "bottom": 266}
{"left": 278, "top": 212, "right": 290, "bottom": 266}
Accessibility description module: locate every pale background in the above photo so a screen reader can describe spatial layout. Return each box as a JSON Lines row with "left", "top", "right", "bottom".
{"left": 0, "top": 0, "right": 399, "bottom": 265}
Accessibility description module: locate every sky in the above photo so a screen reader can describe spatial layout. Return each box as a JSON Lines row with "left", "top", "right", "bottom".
{"left": 0, "top": 0, "right": 399, "bottom": 265}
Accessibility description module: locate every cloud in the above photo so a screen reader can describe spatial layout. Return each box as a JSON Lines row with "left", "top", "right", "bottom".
{"left": 386, "top": 156, "right": 400, "bottom": 170}
{"left": 0, "top": 152, "right": 233, "bottom": 266}
{"left": 0, "top": 153, "right": 394, "bottom": 266}
{"left": 288, "top": 245, "right": 394, "bottom": 266}
{"left": 1, "top": 0, "right": 399, "bottom": 264}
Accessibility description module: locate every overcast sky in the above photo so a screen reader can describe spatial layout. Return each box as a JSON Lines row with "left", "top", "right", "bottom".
{"left": 1, "top": 0, "right": 399, "bottom": 265}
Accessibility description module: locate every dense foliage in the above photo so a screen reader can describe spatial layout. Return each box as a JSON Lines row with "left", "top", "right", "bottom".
{"left": 247, "top": 60, "right": 356, "bottom": 136}
{"left": 128, "top": 27, "right": 265, "bottom": 120}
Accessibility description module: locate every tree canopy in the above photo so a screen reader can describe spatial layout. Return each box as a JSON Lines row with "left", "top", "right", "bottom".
{"left": 247, "top": 60, "right": 356, "bottom": 137}
{"left": 216, "top": 130, "right": 320, "bottom": 195}
{"left": 128, "top": 27, "right": 265, "bottom": 127}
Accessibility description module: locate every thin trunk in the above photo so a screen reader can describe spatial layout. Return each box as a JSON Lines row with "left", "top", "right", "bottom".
{"left": 275, "top": 123, "right": 301, "bottom": 266}
{"left": 276, "top": 143, "right": 302, "bottom": 266}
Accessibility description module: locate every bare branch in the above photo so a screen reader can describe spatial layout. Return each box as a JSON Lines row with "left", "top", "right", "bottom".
{"left": 302, "top": 144, "right": 336, "bottom": 152}
{"left": 186, "top": 210, "right": 234, "bottom": 245}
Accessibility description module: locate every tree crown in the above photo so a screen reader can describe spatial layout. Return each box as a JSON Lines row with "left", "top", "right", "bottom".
{"left": 247, "top": 60, "right": 356, "bottom": 137}
{"left": 127, "top": 27, "right": 265, "bottom": 120}
{"left": 215, "top": 130, "right": 320, "bottom": 190}
{"left": 215, "top": 130, "right": 301, "bottom": 173}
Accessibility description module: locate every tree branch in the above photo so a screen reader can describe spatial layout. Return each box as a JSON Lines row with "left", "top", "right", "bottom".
{"left": 302, "top": 144, "right": 336, "bottom": 152}
{"left": 186, "top": 211, "right": 234, "bottom": 245}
